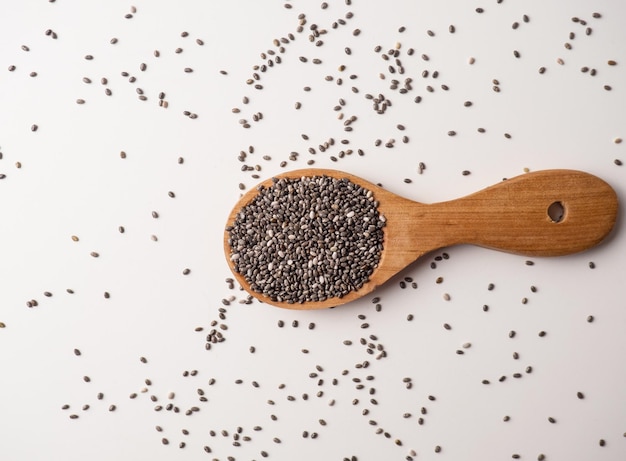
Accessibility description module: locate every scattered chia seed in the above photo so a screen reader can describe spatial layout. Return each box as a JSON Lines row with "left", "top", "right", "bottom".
{"left": 3, "top": 4, "right": 623, "bottom": 459}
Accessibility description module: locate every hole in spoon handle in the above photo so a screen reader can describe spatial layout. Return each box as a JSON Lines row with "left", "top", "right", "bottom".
{"left": 428, "top": 169, "right": 618, "bottom": 256}
{"left": 547, "top": 201, "right": 565, "bottom": 223}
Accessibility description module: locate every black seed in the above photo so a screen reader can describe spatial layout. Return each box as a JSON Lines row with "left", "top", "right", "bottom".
{"left": 227, "top": 175, "right": 385, "bottom": 303}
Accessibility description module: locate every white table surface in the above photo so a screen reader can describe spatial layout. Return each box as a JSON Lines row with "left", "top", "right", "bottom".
{"left": 1, "top": 1, "right": 625, "bottom": 460}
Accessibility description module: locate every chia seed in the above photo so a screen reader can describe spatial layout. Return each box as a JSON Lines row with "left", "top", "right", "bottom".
{"left": 227, "top": 175, "right": 385, "bottom": 303}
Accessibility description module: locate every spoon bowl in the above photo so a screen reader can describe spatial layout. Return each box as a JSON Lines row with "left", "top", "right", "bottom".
{"left": 224, "top": 169, "right": 618, "bottom": 309}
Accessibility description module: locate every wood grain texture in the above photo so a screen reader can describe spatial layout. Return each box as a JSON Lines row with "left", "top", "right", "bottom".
{"left": 224, "top": 169, "right": 618, "bottom": 310}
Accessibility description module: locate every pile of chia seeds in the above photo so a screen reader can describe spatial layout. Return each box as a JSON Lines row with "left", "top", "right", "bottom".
{"left": 227, "top": 175, "right": 386, "bottom": 304}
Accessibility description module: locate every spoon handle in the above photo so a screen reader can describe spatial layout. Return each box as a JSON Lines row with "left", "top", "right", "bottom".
{"left": 415, "top": 169, "right": 618, "bottom": 256}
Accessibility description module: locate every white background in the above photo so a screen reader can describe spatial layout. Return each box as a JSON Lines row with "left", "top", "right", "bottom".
{"left": 0, "top": 1, "right": 625, "bottom": 460}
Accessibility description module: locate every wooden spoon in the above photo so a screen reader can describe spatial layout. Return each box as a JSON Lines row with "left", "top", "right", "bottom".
{"left": 224, "top": 169, "right": 618, "bottom": 309}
